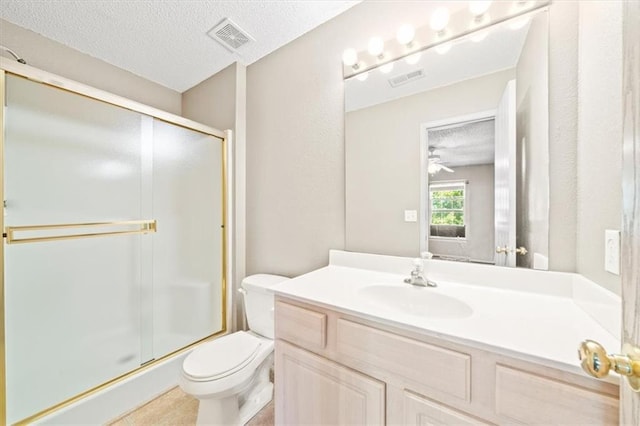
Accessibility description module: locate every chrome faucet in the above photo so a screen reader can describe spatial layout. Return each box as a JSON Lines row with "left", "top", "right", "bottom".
{"left": 404, "top": 253, "right": 437, "bottom": 287}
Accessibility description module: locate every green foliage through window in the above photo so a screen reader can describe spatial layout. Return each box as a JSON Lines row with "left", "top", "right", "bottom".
{"left": 430, "top": 186, "right": 465, "bottom": 226}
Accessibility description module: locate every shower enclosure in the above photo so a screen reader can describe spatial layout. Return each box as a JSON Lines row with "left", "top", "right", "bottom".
{"left": 0, "top": 65, "right": 227, "bottom": 424}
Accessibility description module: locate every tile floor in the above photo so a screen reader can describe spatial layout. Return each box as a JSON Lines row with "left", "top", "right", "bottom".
{"left": 108, "top": 387, "right": 274, "bottom": 426}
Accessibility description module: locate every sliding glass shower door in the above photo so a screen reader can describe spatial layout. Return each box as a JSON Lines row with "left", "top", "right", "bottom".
{"left": 2, "top": 73, "right": 225, "bottom": 424}
{"left": 151, "top": 118, "right": 224, "bottom": 357}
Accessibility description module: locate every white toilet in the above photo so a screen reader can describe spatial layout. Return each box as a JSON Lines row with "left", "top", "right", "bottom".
{"left": 180, "top": 274, "right": 289, "bottom": 425}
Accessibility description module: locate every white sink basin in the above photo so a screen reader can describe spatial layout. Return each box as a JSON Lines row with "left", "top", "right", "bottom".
{"left": 357, "top": 284, "right": 473, "bottom": 319}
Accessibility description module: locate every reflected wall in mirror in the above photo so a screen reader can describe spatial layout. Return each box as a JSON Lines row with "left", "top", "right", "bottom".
{"left": 345, "top": 9, "right": 549, "bottom": 269}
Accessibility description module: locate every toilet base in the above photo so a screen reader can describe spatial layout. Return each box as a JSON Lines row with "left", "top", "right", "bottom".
{"left": 239, "top": 381, "right": 273, "bottom": 425}
{"left": 195, "top": 381, "right": 273, "bottom": 426}
{"left": 196, "top": 395, "right": 240, "bottom": 425}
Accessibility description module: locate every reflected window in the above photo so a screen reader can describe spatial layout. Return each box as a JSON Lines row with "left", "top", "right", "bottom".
{"left": 429, "top": 181, "right": 466, "bottom": 238}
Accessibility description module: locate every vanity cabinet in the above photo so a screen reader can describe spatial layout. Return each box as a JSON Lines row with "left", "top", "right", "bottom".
{"left": 274, "top": 297, "right": 619, "bottom": 425}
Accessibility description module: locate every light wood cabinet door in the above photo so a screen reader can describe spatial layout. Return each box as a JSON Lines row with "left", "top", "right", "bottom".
{"left": 495, "top": 365, "right": 618, "bottom": 425}
{"left": 275, "top": 340, "right": 385, "bottom": 425}
{"left": 401, "top": 390, "right": 492, "bottom": 426}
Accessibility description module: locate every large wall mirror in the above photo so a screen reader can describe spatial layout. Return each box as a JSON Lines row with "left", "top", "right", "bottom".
{"left": 345, "top": 8, "right": 549, "bottom": 269}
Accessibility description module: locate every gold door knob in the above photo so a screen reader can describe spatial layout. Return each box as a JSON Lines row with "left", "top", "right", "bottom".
{"left": 578, "top": 340, "right": 640, "bottom": 391}
{"left": 496, "top": 246, "right": 509, "bottom": 254}
{"left": 513, "top": 246, "right": 528, "bottom": 255}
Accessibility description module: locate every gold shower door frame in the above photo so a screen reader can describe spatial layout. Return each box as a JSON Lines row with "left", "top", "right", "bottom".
{"left": 0, "top": 62, "right": 230, "bottom": 425}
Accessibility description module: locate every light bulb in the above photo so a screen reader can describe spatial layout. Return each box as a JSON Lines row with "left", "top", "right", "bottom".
{"left": 509, "top": 16, "right": 530, "bottom": 30}
{"left": 368, "top": 37, "right": 384, "bottom": 57}
{"left": 435, "top": 42, "right": 452, "bottom": 55}
{"left": 396, "top": 24, "right": 415, "bottom": 45}
{"left": 469, "top": 1, "right": 492, "bottom": 16}
{"left": 356, "top": 72, "right": 369, "bottom": 82}
{"left": 380, "top": 62, "right": 394, "bottom": 74}
{"left": 405, "top": 52, "right": 421, "bottom": 65}
{"left": 430, "top": 7, "right": 450, "bottom": 32}
{"left": 342, "top": 48, "right": 358, "bottom": 67}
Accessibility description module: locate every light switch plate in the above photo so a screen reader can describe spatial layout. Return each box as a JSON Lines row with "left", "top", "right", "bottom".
{"left": 404, "top": 210, "right": 417, "bottom": 222}
{"left": 604, "top": 229, "right": 620, "bottom": 275}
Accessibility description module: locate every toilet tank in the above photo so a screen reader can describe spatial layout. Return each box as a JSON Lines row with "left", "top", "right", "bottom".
{"left": 242, "top": 274, "right": 289, "bottom": 339}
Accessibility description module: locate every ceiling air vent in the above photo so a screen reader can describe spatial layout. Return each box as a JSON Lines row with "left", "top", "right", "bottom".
{"left": 207, "top": 18, "right": 254, "bottom": 52}
{"left": 388, "top": 69, "right": 426, "bottom": 88}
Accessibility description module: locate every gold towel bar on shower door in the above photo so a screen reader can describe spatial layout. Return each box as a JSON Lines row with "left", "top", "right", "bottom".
{"left": 3, "top": 219, "right": 157, "bottom": 244}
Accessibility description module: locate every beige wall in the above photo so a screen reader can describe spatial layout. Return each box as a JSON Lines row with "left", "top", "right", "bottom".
{"left": 548, "top": 1, "right": 578, "bottom": 273}
{"left": 429, "top": 165, "right": 495, "bottom": 263}
{"left": 345, "top": 69, "right": 514, "bottom": 257}
{"left": 182, "top": 63, "right": 237, "bottom": 130}
{"left": 233, "top": 64, "right": 248, "bottom": 329}
{"left": 516, "top": 11, "right": 550, "bottom": 269}
{"left": 546, "top": 1, "right": 622, "bottom": 296}
{"left": 0, "top": 19, "right": 181, "bottom": 114}
{"left": 576, "top": 1, "right": 623, "bottom": 294}
{"left": 245, "top": 13, "right": 349, "bottom": 278}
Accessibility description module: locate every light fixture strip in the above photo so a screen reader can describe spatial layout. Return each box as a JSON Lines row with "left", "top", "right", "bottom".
{"left": 343, "top": 0, "right": 551, "bottom": 80}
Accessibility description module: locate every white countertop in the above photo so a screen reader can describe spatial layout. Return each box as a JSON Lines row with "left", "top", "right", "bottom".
{"left": 272, "top": 251, "right": 621, "bottom": 379}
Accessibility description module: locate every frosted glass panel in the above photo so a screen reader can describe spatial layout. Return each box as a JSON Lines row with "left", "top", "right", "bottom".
{"left": 5, "top": 238, "right": 142, "bottom": 423}
{"left": 4, "top": 75, "right": 142, "bottom": 224}
{"left": 152, "top": 119, "right": 224, "bottom": 356}
{"left": 4, "top": 75, "right": 145, "bottom": 423}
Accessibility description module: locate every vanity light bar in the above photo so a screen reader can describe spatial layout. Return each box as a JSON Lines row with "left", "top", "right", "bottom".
{"left": 342, "top": 0, "right": 550, "bottom": 80}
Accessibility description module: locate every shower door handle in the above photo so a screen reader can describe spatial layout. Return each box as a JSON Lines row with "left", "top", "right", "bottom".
{"left": 4, "top": 219, "right": 157, "bottom": 244}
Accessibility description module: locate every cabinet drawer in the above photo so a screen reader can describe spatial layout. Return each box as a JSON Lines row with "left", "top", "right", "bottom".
{"left": 275, "top": 301, "right": 327, "bottom": 351}
{"left": 495, "top": 365, "right": 618, "bottom": 425}
{"left": 404, "top": 390, "right": 492, "bottom": 425}
{"left": 337, "top": 319, "right": 471, "bottom": 402}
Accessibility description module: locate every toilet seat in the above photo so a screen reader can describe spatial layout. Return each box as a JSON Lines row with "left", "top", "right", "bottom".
{"left": 183, "top": 332, "right": 262, "bottom": 382}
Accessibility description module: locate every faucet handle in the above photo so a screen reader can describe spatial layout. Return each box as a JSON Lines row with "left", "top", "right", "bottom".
{"left": 412, "top": 258, "right": 424, "bottom": 271}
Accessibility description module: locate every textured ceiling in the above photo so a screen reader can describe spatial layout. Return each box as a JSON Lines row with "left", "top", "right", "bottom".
{"left": 429, "top": 119, "right": 495, "bottom": 168}
{"left": 0, "top": 0, "right": 360, "bottom": 92}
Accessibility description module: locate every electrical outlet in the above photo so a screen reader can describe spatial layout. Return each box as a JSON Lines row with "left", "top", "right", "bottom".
{"left": 404, "top": 210, "right": 417, "bottom": 222}
{"left": 604, "top": 229, "right": 620, "bottom": 275}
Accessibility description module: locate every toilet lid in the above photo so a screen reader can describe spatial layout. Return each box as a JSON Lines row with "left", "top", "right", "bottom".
{"left": 183, "top": 332, "right": 262, "bottom": 381}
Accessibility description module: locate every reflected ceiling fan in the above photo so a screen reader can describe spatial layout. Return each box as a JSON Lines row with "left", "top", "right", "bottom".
{"left": 428, "top": 147, "right": 454, "bottom": 174}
